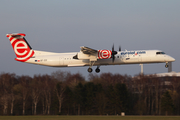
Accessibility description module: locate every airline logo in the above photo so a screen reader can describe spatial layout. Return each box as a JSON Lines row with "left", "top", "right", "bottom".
{"left": 98, "top": 50, "right": 112, "bottom": 59}
{"left": 121, "top": 51, "right": 146, "bottom": 55}
{"left": 6, "top": 33, "right": 34, "bottom": 62}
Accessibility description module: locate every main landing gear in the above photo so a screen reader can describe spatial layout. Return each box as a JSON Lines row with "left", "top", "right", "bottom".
{"left": 87, "top": 66, "right": 100, "bottom": 73}
{"left": 88, "top": 68, "right": 93, "bottom": 73}
{"left": 95, "top": 67, "right": 100, "bottom": 73}
{"left": 87, "top": 61, "right": 101, "bottom": 73}
{"left": 87, "top": 60, "right": 100, "bottom": 73}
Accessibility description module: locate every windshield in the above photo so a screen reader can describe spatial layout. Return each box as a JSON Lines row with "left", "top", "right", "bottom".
{"left": 156, "top": 52, "right": 166, "bottom": 55}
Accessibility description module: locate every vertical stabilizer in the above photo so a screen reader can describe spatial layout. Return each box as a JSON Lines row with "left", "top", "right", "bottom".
{"left": 6, "top": 33, "right": 34, "bottom": 62}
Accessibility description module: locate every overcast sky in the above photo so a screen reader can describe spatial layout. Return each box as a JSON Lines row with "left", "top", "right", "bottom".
{"left": 1, "top": 0, "right": 180, "bottom": 79}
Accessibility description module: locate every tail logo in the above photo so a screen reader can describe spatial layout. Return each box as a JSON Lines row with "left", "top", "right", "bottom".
{"left": 7, "top": 33, "right": 34, "bottom": 62}
{"left": 98, "top": 50, "right": 112, "bottom": 59}
{"left": 14, "top": 41, "right": 29, "bottom": 57}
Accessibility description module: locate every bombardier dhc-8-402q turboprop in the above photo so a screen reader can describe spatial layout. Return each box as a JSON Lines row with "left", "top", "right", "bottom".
{"left": 6, "top": 33, "right": 175, "bottom": 73}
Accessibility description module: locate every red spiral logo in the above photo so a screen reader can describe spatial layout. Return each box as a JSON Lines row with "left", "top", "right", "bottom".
{"left": 98, "top": 50, "right": 112, "bottom": 59}
{"left": 8, "top": 34, "right": 34, "bottom": 62}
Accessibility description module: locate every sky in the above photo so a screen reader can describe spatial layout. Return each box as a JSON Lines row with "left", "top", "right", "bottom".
{"left": 0, "top": 0, "right": 180, "bottom": 79}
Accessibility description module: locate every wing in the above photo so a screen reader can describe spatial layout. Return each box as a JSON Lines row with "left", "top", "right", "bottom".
{"left": 80, "top": 46, "right": 98, "bottom": 55}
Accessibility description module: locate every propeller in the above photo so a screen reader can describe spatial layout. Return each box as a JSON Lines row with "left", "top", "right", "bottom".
{"left": 119, "top": 46, "right": 121, "bottom": 51}
{"left": 111, "top": 44, "right": 118, "bottom": 62}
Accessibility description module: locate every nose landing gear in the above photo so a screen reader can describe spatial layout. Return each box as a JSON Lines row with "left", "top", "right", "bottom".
{"left": 165, "top": 62, "right": 168, "bottom": 68}
{"left": 165, "top": 62, "right": 172, "bottom": 72}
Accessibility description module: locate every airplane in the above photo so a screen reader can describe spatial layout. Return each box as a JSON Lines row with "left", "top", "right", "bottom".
{"left": 6, "top": 33, "right": 175, "bottom": 73}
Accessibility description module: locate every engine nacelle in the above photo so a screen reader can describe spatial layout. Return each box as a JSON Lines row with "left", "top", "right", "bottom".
{"left": 77, "top": 50, "right": 112, "bottom": 61}
{"left": 98, "top": 50, "right": 112, "bottom": 59}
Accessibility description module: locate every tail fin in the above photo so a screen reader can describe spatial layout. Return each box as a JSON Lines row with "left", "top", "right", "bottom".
{"left": 6, "top": 33, "right": 34, "bottom": 62}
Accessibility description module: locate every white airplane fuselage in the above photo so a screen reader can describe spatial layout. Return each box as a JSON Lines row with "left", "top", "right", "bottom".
{"left": 6, "top": 33, "right": 175, "bottom": 73}
{"left": 27, "top": 50, "right": 175, "bottom": 67}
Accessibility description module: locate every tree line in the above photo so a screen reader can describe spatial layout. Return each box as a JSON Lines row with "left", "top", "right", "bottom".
{"left": 0, "top": 70, "right": 180, "bottom": 115}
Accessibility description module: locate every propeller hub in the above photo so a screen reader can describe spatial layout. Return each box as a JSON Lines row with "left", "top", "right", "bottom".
{"left": 111, "top": 44, "right": 118, "bottom": 62}
{"left": 112, "top": 51, "right": 117, "bottom": 55}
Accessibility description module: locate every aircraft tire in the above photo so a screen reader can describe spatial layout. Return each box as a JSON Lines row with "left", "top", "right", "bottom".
{"left": 95, "top": 68, "right": 100, "bottom": 73}
{"left": 165, "top": 64, "right": 168, "bottom": 68}
{"left": 88, "top": 68, "right": 93, "bottom": 73}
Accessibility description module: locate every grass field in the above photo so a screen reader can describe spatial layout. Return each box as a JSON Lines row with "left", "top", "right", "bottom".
{"left": 0, "top": 116, "right": 180, "bottom": 120}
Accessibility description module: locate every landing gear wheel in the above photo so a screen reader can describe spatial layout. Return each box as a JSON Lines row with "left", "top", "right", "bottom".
{"left": 165, "top": 64, "right": 168, "bottom": 68}
{"left": 88, "top": 68, "right": 93, "bottom": 73}
{"left": 95, "top": 68, "right": 100, "bottom": 73}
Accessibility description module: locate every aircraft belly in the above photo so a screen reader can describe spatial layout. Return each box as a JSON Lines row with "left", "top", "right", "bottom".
{"left": 64, "top": 59, "right": 89, "bottom": 67}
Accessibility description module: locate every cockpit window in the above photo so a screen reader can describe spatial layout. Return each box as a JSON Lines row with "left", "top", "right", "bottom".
{"left": 156, "top": 52, "right": 166, "bottom": 55}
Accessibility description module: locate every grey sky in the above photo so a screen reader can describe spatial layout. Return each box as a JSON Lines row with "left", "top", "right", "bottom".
{"left": 1, "top": 0, "right": 180, "bottom": 78}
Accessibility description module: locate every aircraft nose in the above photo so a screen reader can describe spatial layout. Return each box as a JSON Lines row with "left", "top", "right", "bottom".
{"left": 169, "top": 56, "right": 175, "bottom": 62}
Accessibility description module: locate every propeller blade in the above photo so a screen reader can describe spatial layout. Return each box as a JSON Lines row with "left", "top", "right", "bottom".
{"left": 119, "top": 46, "right": 121, "bottom": 51}
{"left": 112, "top": 44, "right": 114, "bottom": 51}
{"left": 111, "top": 44, "right": 117, "bottom": 63}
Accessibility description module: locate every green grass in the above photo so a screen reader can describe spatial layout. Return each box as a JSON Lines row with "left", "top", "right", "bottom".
{"left": 0, "top": 116, "right": 180, "bottom": 120}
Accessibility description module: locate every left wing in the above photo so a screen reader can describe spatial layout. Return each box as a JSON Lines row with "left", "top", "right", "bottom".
{"left": 80, "top": 46, "right": 98, "bottom": 55}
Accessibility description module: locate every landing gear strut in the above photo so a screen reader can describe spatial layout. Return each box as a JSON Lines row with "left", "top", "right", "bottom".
{"left": 87, "top": 60, "right": 101, "bottom": 73}
{"left": 87, "top": 61, "right": 95, "bottom": 73}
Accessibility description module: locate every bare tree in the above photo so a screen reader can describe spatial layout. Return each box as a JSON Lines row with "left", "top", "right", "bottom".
{"left": 132, "top": 74, "right": 146, "bottom": 115}
{"left": 152, "top": 76, "right": 161, "bottom": 115}
{"left": 18, "top": 75, "right": 31, "bottom": 115}
{"left": 66, "top": 73, "right": 85, "bottom": 88}
{"left": 56, "top": 82, "right": 65, "bottom": 114}
{"left": 41, "top": 75, "right": 55, "bottom": 115}
{"left": 51, "top": 70, "right": 71, "bottom": 81}
{"left": 0, "top": 73, "right": 16, "bottom": 115}
{"left": 170, "top": 76, "right": 180, "bottom": 114}
{"left": 51, "top": 70, "right": 71, "bottom": 114}
{"left": 30, "top": 75, "right": 42, "bottom": 115}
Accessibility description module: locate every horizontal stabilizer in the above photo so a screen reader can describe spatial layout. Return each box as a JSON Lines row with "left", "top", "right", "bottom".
{"left": 6, "top": 33, "right": 26, "bottom": 38}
